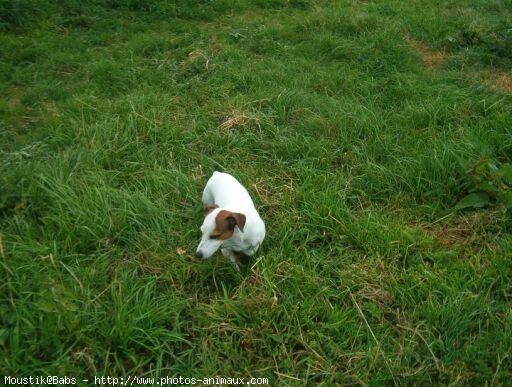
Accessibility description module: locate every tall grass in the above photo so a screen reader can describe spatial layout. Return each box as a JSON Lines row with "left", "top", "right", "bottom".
{"left": 1, "top": 0, "right": 511, "bottom": 384}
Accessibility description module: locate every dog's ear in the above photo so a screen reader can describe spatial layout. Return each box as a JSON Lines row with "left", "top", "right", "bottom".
{"left": 204, "top": 204, "right": 219, "bottom": 216}
{"left": 228, "top": 212, "right": 246, "bottom": 232}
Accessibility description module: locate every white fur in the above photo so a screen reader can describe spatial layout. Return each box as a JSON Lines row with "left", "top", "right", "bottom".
{"left": 196, "top": 171, "right": 265, "bottom": 268}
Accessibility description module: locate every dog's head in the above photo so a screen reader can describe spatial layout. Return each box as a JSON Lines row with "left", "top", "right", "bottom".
{"left": 196, "top": 205, "right": 246, "bottom": 259}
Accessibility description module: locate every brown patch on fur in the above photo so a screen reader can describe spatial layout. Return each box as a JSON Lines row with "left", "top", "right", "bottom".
{"left": 204, "top": 204, "right": 219, "bottom": 215}
{"left": 406, "top": 37, "right": 447, "bottom": 70}
{"left": 230, "top": 212, "right": 246, "bottom": 232}
{"left": 212, "top": 210, "right": 246, "bottom": 240}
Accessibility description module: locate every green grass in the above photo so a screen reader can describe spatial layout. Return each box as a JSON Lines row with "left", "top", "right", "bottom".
{"left": 1, "top": 0, "right": 511, "bottom": 384}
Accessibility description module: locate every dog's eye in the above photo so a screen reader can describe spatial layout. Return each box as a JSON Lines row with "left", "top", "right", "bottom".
{"left": 209, "top": 234, "right": 218, "bottom": 239}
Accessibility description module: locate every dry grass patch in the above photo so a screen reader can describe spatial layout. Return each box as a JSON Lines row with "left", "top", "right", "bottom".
{"left": 406, "top": 37, "right": 447, "bottom": 70}
{"left": 191, "top": 164, "right": 206, "bottom": 181}
{"left": 8, "top": 87, "right": 22, "bottom": 111}
{"left": 418, "top": 210, "right": 504, "bottom": 253}
{"left": 341, "top": 259, "right": 396, "bottom": 312}
{"left": 251, "top": 172, "right": 295, "bottom": 209}
{"left": 219, "top": 110, "right": 261, "bottom": 130}
{"left": 494, "top": 73, "right": 512, "bottom": 93}
{"left": 470, "top": 70, "right": 512, "bottom": 93}
{"left": 182, "top": 49, "right": 211, "bottom": 70}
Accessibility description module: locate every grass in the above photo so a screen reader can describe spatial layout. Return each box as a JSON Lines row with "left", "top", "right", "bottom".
{"left": 1, "top": 0, "right": 511, "bottom": 384}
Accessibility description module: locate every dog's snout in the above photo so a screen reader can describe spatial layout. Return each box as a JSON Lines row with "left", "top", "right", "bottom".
{"left": 195, "top": 251, "right": 203, "bottom": 258}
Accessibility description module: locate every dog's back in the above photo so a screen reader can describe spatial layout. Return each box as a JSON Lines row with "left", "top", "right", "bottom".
{"left": 203, "top": 171, "right": 255, "bottom": 212}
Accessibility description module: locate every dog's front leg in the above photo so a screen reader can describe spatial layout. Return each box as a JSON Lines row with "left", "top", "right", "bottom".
{"left": 221, "top": 248, "right": 240, "bottom": 272}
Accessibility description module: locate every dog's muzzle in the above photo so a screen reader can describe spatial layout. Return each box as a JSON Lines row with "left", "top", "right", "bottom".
{"left": 195, "top": 251, "right": 203, "bottom": 258}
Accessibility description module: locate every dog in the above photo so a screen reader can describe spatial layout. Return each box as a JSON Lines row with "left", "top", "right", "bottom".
{"left": 196, "top": 171, "right": 265, "bottom": 270}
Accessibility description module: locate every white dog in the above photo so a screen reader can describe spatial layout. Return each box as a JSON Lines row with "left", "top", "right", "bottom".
{"left": 196, "top": 171, "right": 265, "bottom": 270}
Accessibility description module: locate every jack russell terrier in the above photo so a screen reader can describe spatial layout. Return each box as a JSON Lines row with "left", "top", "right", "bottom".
{"left": 196, "top": 171, "right": 265, "bottom": 270}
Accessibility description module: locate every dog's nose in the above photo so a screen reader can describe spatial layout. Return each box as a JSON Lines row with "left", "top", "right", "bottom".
{"left": 195, "top": 251, "right": 203, "bottom": 258}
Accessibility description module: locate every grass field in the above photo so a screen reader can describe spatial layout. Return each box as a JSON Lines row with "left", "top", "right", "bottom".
{"left": 1, "top": 0, "right": 512, "bottom": 385}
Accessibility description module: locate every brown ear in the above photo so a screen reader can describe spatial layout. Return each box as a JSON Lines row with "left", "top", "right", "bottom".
{"left": 213, "top": 211, "right": 247, "bottom": 239}
{"left": 229, "top": 212, "right": 246, "bottom": 232}
{"left": 204, "top": 204, "right": 219, "bottom": 215}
